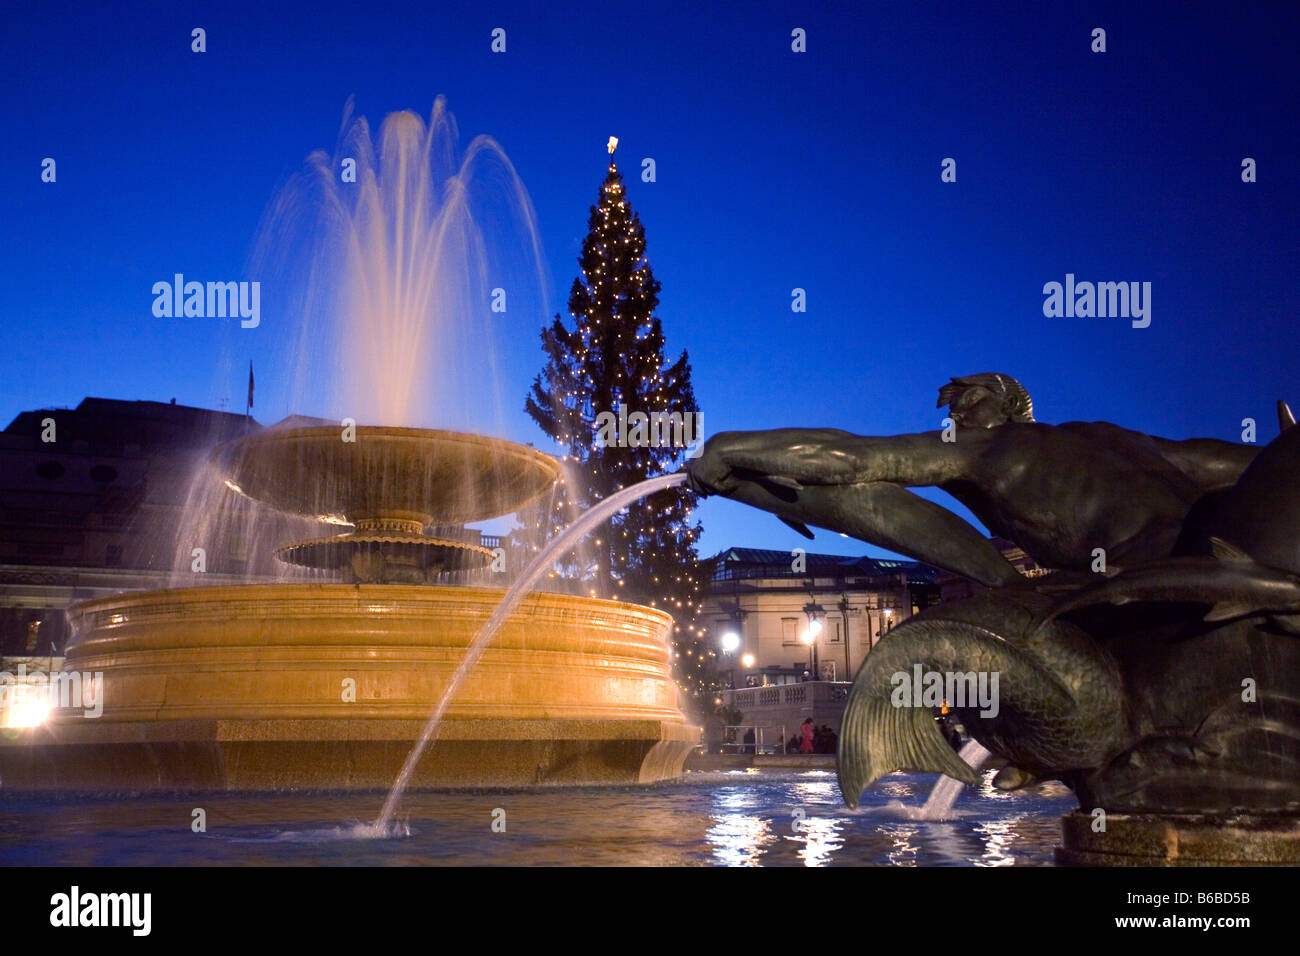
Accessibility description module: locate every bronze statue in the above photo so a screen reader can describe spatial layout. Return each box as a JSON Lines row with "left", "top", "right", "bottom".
{"left": 686, "top": 374, "right": 1300, "bottom": 827}
{"left": 686, "top": 373, "right": 1257, "bottom": 585}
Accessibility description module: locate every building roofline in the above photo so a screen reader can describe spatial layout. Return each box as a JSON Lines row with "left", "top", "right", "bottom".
{"left": 710, "top": 545, "right": 939, "bottom": 583}
{"left": 4, "top": 397, "right": 261, "bottom": 434}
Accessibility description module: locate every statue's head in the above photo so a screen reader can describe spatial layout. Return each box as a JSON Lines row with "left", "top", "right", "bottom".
{"left": 937, "top": 373, "right": 1035, "bottom": 429}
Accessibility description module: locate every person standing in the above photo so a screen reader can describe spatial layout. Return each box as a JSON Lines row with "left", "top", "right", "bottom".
{"left": 800, "top": 718, "right": 815, "bottom": 754}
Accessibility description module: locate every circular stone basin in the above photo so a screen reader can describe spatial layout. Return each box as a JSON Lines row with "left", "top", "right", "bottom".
{"left": 276, "top": 532, "right": 495, "bottom": 582}
{"left": 61, "top": 584, "right": 686, "bottom": 725}
{"left": 211, "top": 426, "right": 560, "bottom": 526}
{"left": 14, "top": 585, "right": 698, "bottom": 790}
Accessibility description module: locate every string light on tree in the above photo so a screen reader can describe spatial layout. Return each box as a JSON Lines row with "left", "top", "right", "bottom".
{"left": 523, "top": 138, "right": 722, "bottom": 712}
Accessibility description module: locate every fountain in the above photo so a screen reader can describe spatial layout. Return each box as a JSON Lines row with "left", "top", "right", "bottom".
{"left": 2, "top": 425, "right": 697, "bottom": 790}
{"left": 0, "top": 100, "right": 698, "bottom": 792}
{"left": 212, "top": 425, "right": 557, "bottom": 584}
{"left": 916, "top": 741, "right": 991, "bottom": 821}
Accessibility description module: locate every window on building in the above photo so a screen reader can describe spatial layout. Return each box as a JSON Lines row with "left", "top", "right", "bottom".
{"left": 781, "top": 617, "right": 797, "bottom": 645}
{"left": 828, "top": 617, "right": 843, "bottom": 643}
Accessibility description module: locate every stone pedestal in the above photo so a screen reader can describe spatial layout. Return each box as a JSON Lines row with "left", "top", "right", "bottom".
{"left": 0, "top": 717, "right": 697, "bottom": 790}
{"left": 1057, "top": 809, "right": 1300, "bottom": 865}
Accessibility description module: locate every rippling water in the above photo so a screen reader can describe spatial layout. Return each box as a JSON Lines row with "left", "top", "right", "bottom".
{"left": 0, "top": 769, "right": 1075, "bottom": 866}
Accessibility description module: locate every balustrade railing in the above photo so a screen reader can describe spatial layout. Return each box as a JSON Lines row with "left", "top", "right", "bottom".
{"left": 723, "top": 681, "right": 848, "bottom": 711}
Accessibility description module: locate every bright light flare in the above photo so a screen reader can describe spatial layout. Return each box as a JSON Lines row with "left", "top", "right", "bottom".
{"left": 4, "top": 688, "right": 51, "bottom": 728}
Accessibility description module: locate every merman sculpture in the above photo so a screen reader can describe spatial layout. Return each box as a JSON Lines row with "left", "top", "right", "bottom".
{"left": 686, "top": 374, "right": 1300, "bottom": 864}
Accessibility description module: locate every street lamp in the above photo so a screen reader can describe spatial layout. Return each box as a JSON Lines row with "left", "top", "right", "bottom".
{"left": 838, "top": 595, "right": 857, "bottom": 678}
{"left": 875, "top": 605, "right": 896, "bottom": 646}
{"left": 720, "top": 630, "right": 742, "bottom": 689}
{"left": 802, "top": 600, "right": 825, "bottom": 678}
{"left": 721, "top": 600, "right": 748, "bottom": 687}
{"left": 799, "top": 627, "right": 817, "bottom": 676}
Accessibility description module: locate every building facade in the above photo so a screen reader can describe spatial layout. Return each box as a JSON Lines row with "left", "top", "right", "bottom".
{"left": 704, "top": 541, "right": 1051, "bottom": 752}
{"left": 701, "top": 547, "right": 942, "bottom": 687}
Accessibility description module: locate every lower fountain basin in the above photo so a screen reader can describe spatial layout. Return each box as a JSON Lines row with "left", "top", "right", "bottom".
{"left": 0, "top": 584, "right": 698, "bottom": 790}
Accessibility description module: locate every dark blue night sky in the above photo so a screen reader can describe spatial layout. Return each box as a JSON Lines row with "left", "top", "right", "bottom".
{"left": 4, "top": 1, "right": 1297, "bottom": 556}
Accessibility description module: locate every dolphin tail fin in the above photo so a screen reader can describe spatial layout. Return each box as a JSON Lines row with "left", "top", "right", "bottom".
{"left": 1204, "top": 601, "right": 1256, "bottom": 622}
{"left": 1208, "top": 536, "right": 1250, "bottom": 562}
{"left": 1278, "top": 400, "right": 1296, "bottom": 432}
{"left": 778, "top": 516, "right": 815, "bottom": 539}
{"left": 838, "top": 683, "right": 980, "bottom": 809}
{"left": 838, "top": 615, "right": 1085, "bottom": 808}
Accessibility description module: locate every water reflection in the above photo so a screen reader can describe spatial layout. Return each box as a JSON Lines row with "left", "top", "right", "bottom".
{"left": 707, "top": 787, "right": 779, "bottom": 866}
{"left": 974, "top": 818, "right": 1020, "bottom": 866}
{"left": 789, "top": 816, "right": 844, "bottom": 867}
{"left": 707, "top": 814, "right": 777, "bottom": 866}
{"left": 0, "top": 770, "right": 1075, "bottom": 866}
{"left": 881, "top": 824, "right": 921, "bottom": 866}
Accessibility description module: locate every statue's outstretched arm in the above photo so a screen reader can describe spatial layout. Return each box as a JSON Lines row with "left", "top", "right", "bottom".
{"left": 713, "top": 476, "right": 1023, "bottom": 588}
{"left": 689, "top": 428, "right": 967, "bottom": 493}
{"left": 685, "top": 428, "right": 1017, "bottom": 584}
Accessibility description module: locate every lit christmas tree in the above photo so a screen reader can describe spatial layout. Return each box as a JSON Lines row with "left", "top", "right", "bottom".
{"left": 524, "top": 140, "right": 720, "bottom": 711}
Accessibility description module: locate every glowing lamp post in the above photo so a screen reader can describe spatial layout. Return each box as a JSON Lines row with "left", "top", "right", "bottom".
{"left": 720, "top": 630, "right": 741, "bottom": 689}
{"left": 802, "top": 601, "right": 825, "bottom": 677}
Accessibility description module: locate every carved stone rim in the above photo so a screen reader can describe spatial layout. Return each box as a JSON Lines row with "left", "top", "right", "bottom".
{"left": 211, "top": 425, "right": 561, "bottom": 526}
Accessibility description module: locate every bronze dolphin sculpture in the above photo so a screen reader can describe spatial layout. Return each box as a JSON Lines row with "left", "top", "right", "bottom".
{"left": 1034, "top": 538, "right": 1300, "bottom": 631}
{"left": 837, "top": 587, "right": 1126, "bottom": 807}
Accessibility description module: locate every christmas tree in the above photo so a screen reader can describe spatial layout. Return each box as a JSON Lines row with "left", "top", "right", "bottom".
{"left": 524, "top": 142, "right": 720, "bottom": 710}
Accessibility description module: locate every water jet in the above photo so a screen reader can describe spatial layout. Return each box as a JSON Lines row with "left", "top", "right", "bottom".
{"left": 0, "top": 100, "right": 698, "bottom": 792}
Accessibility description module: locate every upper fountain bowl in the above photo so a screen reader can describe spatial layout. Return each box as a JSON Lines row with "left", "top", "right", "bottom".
{"left": 211, "top": 426, "right": 560, "bottom": 527}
